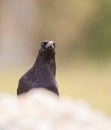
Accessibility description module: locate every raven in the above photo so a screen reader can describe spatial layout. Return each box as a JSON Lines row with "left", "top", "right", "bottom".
{"left": 17, "top": 40, "right": 59, "bottom": 95}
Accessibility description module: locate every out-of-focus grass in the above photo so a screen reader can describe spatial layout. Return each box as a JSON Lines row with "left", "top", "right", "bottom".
{"left": 0, "top": 63, "right": 111, "bottom": 116}
{"left": 0, "top": 70, "right": 22, "bottom": 94}
{"left": 58, "top": 63, "right": 111, "bottom": 116}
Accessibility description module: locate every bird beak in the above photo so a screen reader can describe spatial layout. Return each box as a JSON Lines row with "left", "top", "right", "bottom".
{"left": 46, "top": 41, "right": 54, "bottom": 49}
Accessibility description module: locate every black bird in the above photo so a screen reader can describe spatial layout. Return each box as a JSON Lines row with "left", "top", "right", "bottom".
{"left": 17, "top": 40, "right": 59, "bottom": 95}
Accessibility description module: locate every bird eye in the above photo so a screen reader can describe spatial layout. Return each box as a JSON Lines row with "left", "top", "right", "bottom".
{"left": 41, "top": 42, "right": 47, "bottom": 48}
{"left": 53, "top": 42, "right": 56, "bottom": 48}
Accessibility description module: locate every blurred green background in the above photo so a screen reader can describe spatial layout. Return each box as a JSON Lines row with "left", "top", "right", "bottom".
{"left": 0, "top": 0, "right": 111, "bottom": 116}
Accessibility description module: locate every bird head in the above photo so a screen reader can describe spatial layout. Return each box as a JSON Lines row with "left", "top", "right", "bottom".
{"left": 39, "top": 40, "right": 56, "bottom": 55}
{"left": 33, "top": 40, "right": 57, "bottom": 75}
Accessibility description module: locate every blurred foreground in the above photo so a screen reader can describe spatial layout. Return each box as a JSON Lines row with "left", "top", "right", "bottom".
{"left": 0, "top": 89, "right": 111, "bottom": 130}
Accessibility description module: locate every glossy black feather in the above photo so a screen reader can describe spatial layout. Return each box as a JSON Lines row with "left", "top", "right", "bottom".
{"left": 17, "top": 41, "right": 59, "bottom": 95}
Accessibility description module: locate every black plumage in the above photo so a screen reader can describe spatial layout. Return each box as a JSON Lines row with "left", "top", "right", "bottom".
{"left": 17, "top": 40, "right": 59, "bottom": 95}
